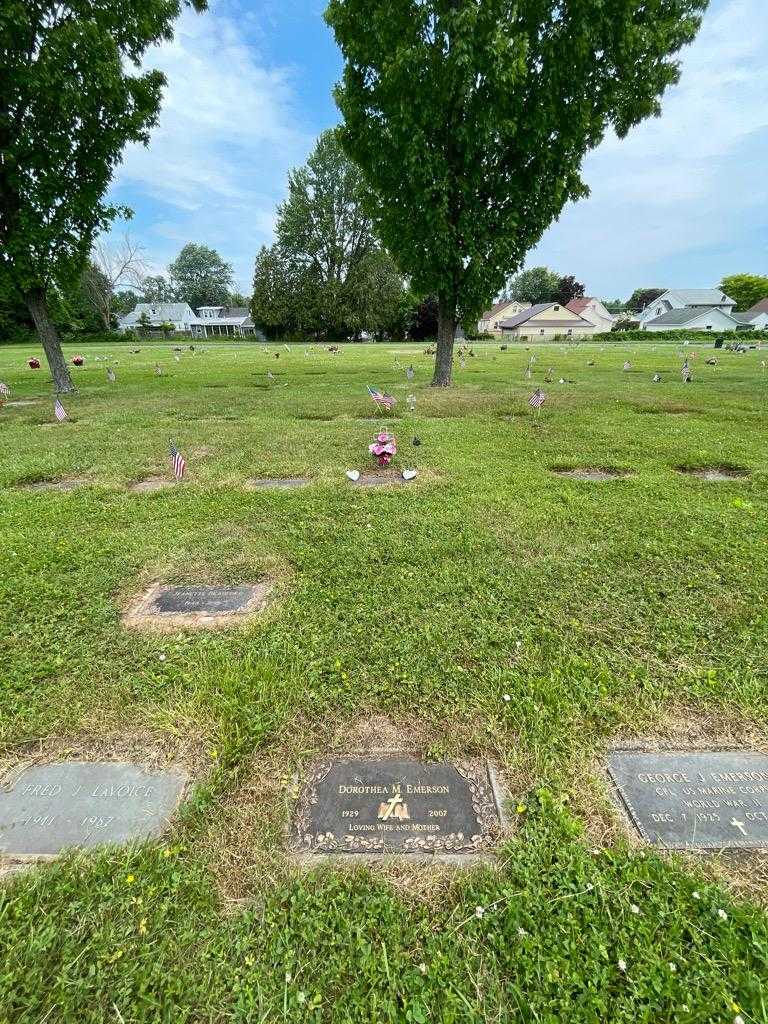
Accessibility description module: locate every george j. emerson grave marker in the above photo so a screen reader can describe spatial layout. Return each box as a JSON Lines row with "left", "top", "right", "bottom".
{"left": 291, "top": 757, "right": 502, "bottom": 856}
{"left": 608, "top": 751, "right": 768, "bottom": 850}
{"left": 0, "top": 762, "right": 187, "bottom": 858}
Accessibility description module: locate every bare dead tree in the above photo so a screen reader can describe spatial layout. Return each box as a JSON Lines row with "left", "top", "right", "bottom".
{"left": 82, "top": 235, "right": 147, "bottom": 329}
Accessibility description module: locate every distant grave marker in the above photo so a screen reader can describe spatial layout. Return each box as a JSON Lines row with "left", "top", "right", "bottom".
{"left": 130, "top": 477, "right": 174, "bottom": 493}
{"left": 676, "top": 465, "right": 750, "bottom": 482}
{"left": 246, "top": 477, "right": 311, "bottom": 490}
{"left": 552, "top": 467, "right": 628, "bottom": 482}
{"left": 608, "top": 750, "right": 768, "bottom": 850}
{"left": 346, "top": 471, "right": 410, "bottom": 487}
{"left": 292, "top": 757, "right": 501, "bottom": 857}
{"left": 123, "top": 582, "right": 271, "bottom": 630}
{"left": 0, "top": 762, "right": 187, "bottom": 857}
{"left": 20, "top": 477, "right": 87, "bottom": 492}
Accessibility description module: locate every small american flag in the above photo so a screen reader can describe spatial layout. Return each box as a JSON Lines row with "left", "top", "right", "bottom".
{"left": 107, "top": 367, "right": 116, "bottom": 383}
{"left": 681, "top": 365, "right": 691, "bottom": 382}
{"left": 528, "top": 388, "right": 546, "bottom": 409}
{"left": 54, "top": 398, "right": 68, "bottom": 422}
{"left": 155, "top": 364, "right": 162, "bottom": 376}
{"left": 367, "top": 385, "right": 395, "bottom": 410}
{"left": 169, "top": 440, "right": 186, "bottom": 480}
{"left": 0, "top": 382, "right": 9, "bottom": 398}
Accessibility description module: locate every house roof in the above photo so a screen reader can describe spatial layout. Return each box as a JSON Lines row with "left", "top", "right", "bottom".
{"left": 120, "top": 302, "right": 193, "bottom": 324}
{"left": 732, "top": 313, "right": 758, "bottom": 325}
{"left": 480, "top": 299, "right": 524, "bottom": 320}
{"left": 665, "top": 289, "right": 735, "bottom": 306}
{"left": 498, "top": 303, "right": 591, "bottom": 330}
{"left": 745, "top": 298, "right": 768, "bottom": 316}
{"left": 566, "top": 297, "right": 591, "bottom": 314}
{"left": 643, "top": 306, "right": 736, "bottom": 327}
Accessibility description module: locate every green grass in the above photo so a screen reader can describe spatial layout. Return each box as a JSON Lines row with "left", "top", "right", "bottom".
{"left": 1, "top": 338, "right": 767, "bottom": 1022}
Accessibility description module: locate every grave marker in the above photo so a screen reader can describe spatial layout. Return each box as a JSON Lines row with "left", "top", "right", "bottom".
{"left": 0, "top": 762, "right": 187, "bottom": 857}
{"left": 608, "top": 750, "right": 768, "bottom": 849}
{"left": 292, "top": 757, "right": 501, "bottom": 856}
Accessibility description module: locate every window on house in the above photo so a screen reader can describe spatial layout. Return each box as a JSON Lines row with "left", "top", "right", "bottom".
{"left": 567, "top": 328, "right": 572, "bottom": 335}
{"left": 553, "top": 305, "right": 560, "bottom": 311}
{"left": 706, "top": 325, "right": 712, "bottom": 330}
{"left": 539, "top": 328, "right": 545, "bottom": 335}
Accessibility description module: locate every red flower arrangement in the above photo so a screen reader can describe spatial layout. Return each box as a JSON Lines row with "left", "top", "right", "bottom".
{"left": 72, "top": 355, "right": 84, "bottom": 366}
{"left": 28, "top": 357, "right": 40, "bottom": 369}
{"left": 369, "top": 430, "right": 397, "bottom": 467}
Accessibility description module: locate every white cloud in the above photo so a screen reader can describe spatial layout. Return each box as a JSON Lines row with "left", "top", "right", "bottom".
{"left": 527, "top": 0, "right": 768, "bottom": 298}
{"left": 110, "top": 2, "right": 314, "bottom": 289}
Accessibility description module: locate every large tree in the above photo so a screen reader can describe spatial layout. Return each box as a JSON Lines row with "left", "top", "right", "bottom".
{"left": 719, "top": 274, "right": 768, "bottom": 311}
{"left": 325, "top": 0, "right": 707, "bottom": 385}
{"left": 168, "top": 243, "right": 234, "bottom": 311}
{"left": 626, "top": 287, "right": 665, "bottom": 312}
{"left": 506, "top": 266, "right": 561, "bottom": 305}
{"left": 252, "top": 130, "right": 406, "bottom": 339}
{"left": 0, "top": 1, "right": 206, "bottom": 392}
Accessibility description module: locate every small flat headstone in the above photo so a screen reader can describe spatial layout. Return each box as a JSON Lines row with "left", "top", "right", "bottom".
{"left": 246, "top": 478, "right": 311, "bottom": 490}
{"left": 153, "top": 585, "right": 257, "bottom": 614}
{"left": 677, "top": 466, "right": 749, "bottom": 482}
{"left": 0, "top": 762, "right": 187, "bottom": 857}
{"left": 21, "top": 478, "right": 87, "bottom": 492}
{"left": 5, "top": 400, "right": 39, "bottom": 408}
{"left": 123, "top": 582, "right": 271, "bottom": 630}
{"left": 130, "top": 477, "right": 173, "bottom": 493}
{"left": 292, "top": 757, "right": 501, "bottom": 856}
{"left": 608, "top": 750, "right": 768, "bottom": 850}
{"left": 348, "top": 473, "right": 409, "bottom": 487}
{"left": 553, "top": 468, "right": 627, "bottom": 482}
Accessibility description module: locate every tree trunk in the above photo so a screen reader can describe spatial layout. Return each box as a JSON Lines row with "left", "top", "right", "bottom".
{"left": 431, "top": 294, "right": 456, "bottom": 387}
{"left": 24, "top": 287, "right": 75, "bottom": 393}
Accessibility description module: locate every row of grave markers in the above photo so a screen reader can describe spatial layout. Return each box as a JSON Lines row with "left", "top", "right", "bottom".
{"left": 3, "top": 745, "right": 768, "bottom": 860}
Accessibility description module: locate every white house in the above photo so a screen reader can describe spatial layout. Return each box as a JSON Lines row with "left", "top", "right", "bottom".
{"left": 498, "top": 302, "right": 596, "bottom": 338}
{"left": 641, "top": 306, "right": 741, "bottom": 333}
{"left": 118, "top": 302, "right": 197, "bottom": 334}
{"left": 478, "top": 300, "right": 531, "bottom": 334}
{"left": 739, "top": 298, "right": 768, "bottom": 329}
{"left": 190, "top": 306, "right": 260, "bottom": 338}
{"left": 639, "top": 289, "right": 737, "bottom": 330}
{"left": 565, "top": 297, "right": 616, "bottom": 333}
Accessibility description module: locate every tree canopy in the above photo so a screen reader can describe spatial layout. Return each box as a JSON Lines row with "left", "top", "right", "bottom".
{"left": 168, "top": 243, "right": 234, "bottom": 310}
{"left": 251, "top": 130, "right": 407, "bottom": 339}
{"left": 0, "top": 0, "right": 206, "bottom": 390}
{"left": 325, "top": 0, "right": 707, "bottom": 384}
{"left": 719, "top": 274, "right": 768, "bottom": 311}
{"left": 626, "top": 288, "right": 666, "bottom": 312}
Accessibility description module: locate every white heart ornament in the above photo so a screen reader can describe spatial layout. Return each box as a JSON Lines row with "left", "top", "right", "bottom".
{"left": 346, "top": 470, "right": 360, "bottom": 482}
{"left": 402, "top": 469, "right": 417, "bottom": 481}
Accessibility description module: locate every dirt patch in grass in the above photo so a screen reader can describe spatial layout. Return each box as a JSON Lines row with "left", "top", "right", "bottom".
{"left": 675, "top": 464, "right": 750, "bottom": 481}
{"left": 0, "top": 728, "right": 208, "bottom": 784}
{"left": 18, "top": 477, "right": 88, "bottom": 492}
{"left": 551, "top": 466, "right": 631, "bottom": 482}
{"left": 121, "top": 581, "right": 274, "bottom": 632}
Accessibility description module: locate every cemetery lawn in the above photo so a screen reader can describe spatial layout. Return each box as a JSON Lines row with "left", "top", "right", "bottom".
{"left": 1, "top": 338, "right": 767, "bottom": 1023}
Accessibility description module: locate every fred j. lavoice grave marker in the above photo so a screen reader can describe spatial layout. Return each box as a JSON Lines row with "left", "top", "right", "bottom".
{"left": 608, "top": 751, "right": 768, "bottom": 850}
{"left": 291, "top": 757, "right": 502, "bottom": 856}
{"left": 0, "top": 762, "right": 187, "bottom": 858}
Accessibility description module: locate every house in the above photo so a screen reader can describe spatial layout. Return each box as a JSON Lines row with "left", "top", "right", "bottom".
{"left": 117, "top": 302, "right": 197, "bottom": 334}
{"left": 190, "top": 306, "right": 260, "bottom": 338}
{"left": 498, "top": 302, "right": 596, "bottom": 339}
{"left": 739, "top": 298, "right": 768, "bottom": 330}
{"left": 565, "top": 297, "right": 616, "bottom": 333}
{"left": 641, "top": 307, "right": 743, "bottom": 333}
{"left": 638, "top": 289, "right": 738, "bottom": 331}
{"left": 478, "top": 300, "right": 531, "bottom": 334}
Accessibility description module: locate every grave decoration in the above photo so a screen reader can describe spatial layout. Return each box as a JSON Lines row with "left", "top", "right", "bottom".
{"left": 28, "top": 358, "right": 40, "bottom": 369}
{"left": 72, "top": 355, "right": 84, "bottom": 366}
{"left": 369, "top": 430, "right": 397, "bottom": 468}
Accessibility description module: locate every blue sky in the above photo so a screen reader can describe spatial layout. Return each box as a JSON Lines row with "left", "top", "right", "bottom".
{"left": 108, "top": 0, "right": 768, "bottom": 302}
